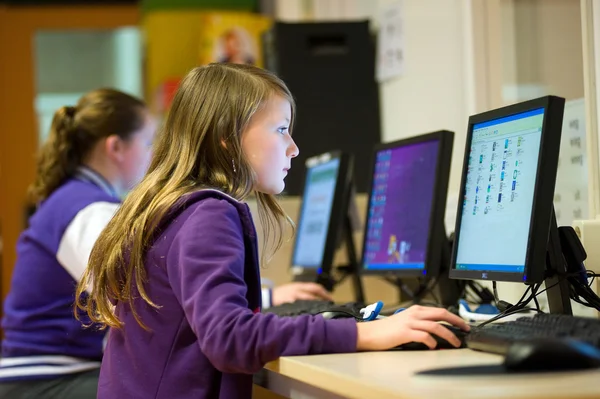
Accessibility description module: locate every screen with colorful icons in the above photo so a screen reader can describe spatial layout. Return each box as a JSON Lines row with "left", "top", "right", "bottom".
{"left": 454, "top": 108, "right": 544, "bottom": 275}
{"left": 362, "top": 140, "right": 440, "bottom": 272}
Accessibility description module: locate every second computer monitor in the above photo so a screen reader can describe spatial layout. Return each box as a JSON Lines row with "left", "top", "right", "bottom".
{"left": 291, "top": 151, "right": 353, "bottom": 277}
{"left": 360, "top": 131, "right": 454, "bottom": 277}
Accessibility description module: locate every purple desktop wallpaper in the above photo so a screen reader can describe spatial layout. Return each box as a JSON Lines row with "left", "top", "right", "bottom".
{"left": 363, "top": 140, "right": 439, "bottom": 270}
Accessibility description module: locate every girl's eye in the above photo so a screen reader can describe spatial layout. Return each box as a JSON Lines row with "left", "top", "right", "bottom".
{"left": 278, "top": 127, "right": 289, "bottom": 135}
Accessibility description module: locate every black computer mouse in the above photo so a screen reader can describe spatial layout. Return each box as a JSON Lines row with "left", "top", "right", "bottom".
{"left": 504, "top": 338, "right": 600, "bottom": 372}
{"left": 394, "top": 324, "right": 469, "bottom": 350}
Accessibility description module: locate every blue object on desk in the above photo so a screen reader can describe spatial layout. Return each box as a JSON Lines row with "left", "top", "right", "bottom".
{"left": 459, "top": 299, "right": 499, "bottom": 315}
{"left": 360, "top": 301, "right": 384, "bottom": 321}
{"left": 476, "top": 303, "right": 499, "bottom": 314}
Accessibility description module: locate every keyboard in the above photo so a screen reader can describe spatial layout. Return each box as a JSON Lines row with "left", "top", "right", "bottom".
{"left": 264, "top": 300, "right": 365, "bottom": 318}
{"left": 467, "top": 313, "right": 600, "bottom": 355}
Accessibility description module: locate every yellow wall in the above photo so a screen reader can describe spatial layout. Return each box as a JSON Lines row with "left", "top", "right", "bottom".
{"left": 143, "top": 10, "right": 271, "bottom": 112}
{"left": 144, "top": 11, "right": 207, "bottom": 105}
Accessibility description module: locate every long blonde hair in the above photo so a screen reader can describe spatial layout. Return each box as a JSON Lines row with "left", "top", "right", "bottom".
{"left": 76, "top": 63, "right": 295, "bottom": 329}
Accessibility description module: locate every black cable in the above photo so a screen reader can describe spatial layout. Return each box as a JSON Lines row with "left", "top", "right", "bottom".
{"left": 571, "top": 295, "right": 592, "bottom": 307}
{"left": 574, "top": 282, "right": 600, "bottom": 308}
{"left": 485, "top": 269, "right": 597, "bottom": 326}
{"left": 478, "top": 268, "right": 600, "bottom": 329}
{"left": 516, "top": 285, "right": 534, "bottom": 306}
{"left": 476, "top": 280, "right": 553, "bottom": 328}
{"left": 536, "top": 279, "right": 562, "bottom": 297}
{"left": 533, "top": 292, "right": 541, "bottom": 312}
{"left": 516, "top": 283, "right": 538, "bottom": 311}
{"left": 492, "top": 281, "right": 499, "bottom": 306}
{"left": 474, "top": 284, "right": 537, "bottom": 328}
{"left": 475, "top": 304, "right": 542, "bottom": 329}
{"left": 565, "top": 267, "right": 600, "bottom": 311}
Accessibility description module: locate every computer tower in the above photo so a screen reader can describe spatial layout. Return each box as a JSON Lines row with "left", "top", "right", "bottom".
{"left": 263, "top": 21, "right": 381, "bottom": 195}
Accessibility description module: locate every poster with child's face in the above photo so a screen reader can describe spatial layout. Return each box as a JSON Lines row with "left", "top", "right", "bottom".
{"left": 213, "top": 27, "right": 257, "bottom": 65}
{"left": 198, "top": 12, "right": 272, "bottom": 68}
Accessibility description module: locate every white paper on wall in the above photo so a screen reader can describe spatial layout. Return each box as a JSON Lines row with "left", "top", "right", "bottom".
{"left": 554, "top": 98, "right": 588, "bottom": 227}
{"left": 376, "top": 0, "right": 405, "bottom": 82}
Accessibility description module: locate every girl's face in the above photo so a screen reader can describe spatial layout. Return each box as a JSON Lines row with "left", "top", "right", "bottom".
{"left": 242, "top": 95, "right": 299, "bottom": 194}
{"left": 119, "top": 113, "right": 157, "bottom": 193}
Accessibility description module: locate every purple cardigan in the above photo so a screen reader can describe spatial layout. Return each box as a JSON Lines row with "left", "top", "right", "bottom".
{"left": 99, "top": 190, "right": 357, "bottom": 399}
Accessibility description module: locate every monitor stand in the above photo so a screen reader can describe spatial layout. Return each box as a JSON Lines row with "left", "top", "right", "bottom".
{"left": 436, "top": 232, "right": 466, "bottom": 310}
{"left": 315, "top": 213, "right": 366, "bottom": 304}
{"left": 544, "top": 208, "right": 572, "bottom": 315}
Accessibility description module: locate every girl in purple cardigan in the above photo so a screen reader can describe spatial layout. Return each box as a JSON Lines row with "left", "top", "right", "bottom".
{"left": 77, "top": 63, "right": 468, "bottom": 399}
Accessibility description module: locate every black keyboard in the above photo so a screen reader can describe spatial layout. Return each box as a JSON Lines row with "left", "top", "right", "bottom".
{"left": 264, "top": 300, "right": 365, "bottom": 318}
{"left": 467, "top": 313, "right": 600, "bottom": 354}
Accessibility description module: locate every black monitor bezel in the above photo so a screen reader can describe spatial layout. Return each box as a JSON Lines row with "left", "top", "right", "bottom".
{"left": 359, "top": 130, "right": 454, "bottom": 277}
{"left": 449, "top": 95, "right": 565, "bottom": 284}
{"left": 290, "top": 150, "right": 353, "bottom": 276}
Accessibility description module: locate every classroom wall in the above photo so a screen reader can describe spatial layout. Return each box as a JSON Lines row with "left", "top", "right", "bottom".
{"left": 375, "top": 0, "right": 471, "bottom": 197}
{"left": 502, "top": 0, "right": 584, "bottom": 102}
{"left": 0, "top": 5, "right": 140, "bottom": 302}
{"left": 532, "top": 0, "right": 583, "bottom": 100}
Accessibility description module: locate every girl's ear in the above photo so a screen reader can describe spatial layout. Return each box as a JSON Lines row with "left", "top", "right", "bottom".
{"left": 105, "top": 134, "right": 126, "bottom": 163}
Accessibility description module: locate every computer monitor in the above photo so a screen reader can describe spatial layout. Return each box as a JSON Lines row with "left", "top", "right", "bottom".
{"left": 449, "top": 96, "right": 569, "bottom": 313}
{"left": 360, "top": 131, "right": 454, "bottom": 282}
{"left": 291, "top": 151, "right": 355, "bottom": 283}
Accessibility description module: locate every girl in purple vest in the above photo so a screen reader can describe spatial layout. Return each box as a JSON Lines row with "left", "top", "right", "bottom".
{"left": 78, "top": 64, "right": 468, "bottom": 399}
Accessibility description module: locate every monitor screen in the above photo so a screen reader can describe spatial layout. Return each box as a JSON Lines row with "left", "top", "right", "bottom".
{"left": 362, "top": 139, "right": 440, "bottom": 272}
{"left": 454, "top": 108, "right": 544, "bottom": 276}
{"left": 292, "top": 157, "right": 340, "bottom": 268}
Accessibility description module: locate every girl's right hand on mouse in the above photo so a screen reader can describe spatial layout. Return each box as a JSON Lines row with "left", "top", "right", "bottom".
{"left": 355, "top": 305, "right": 470, "bottom": 351}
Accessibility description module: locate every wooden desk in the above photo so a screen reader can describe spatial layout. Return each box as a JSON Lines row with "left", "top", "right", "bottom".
{"left": 256, "top": 350, "right": 600, "bottom": 399}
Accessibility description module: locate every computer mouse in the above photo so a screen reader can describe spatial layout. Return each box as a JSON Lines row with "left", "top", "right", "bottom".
{"left": 504, "top": 338, "right": 600, "bottom": 372}
{"left": 394, "top": 324, "right": 469, "bottom": 350}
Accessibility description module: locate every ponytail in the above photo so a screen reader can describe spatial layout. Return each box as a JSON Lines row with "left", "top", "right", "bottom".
{"left": 28, "top": 106, "right": 82, "bottom": 204}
